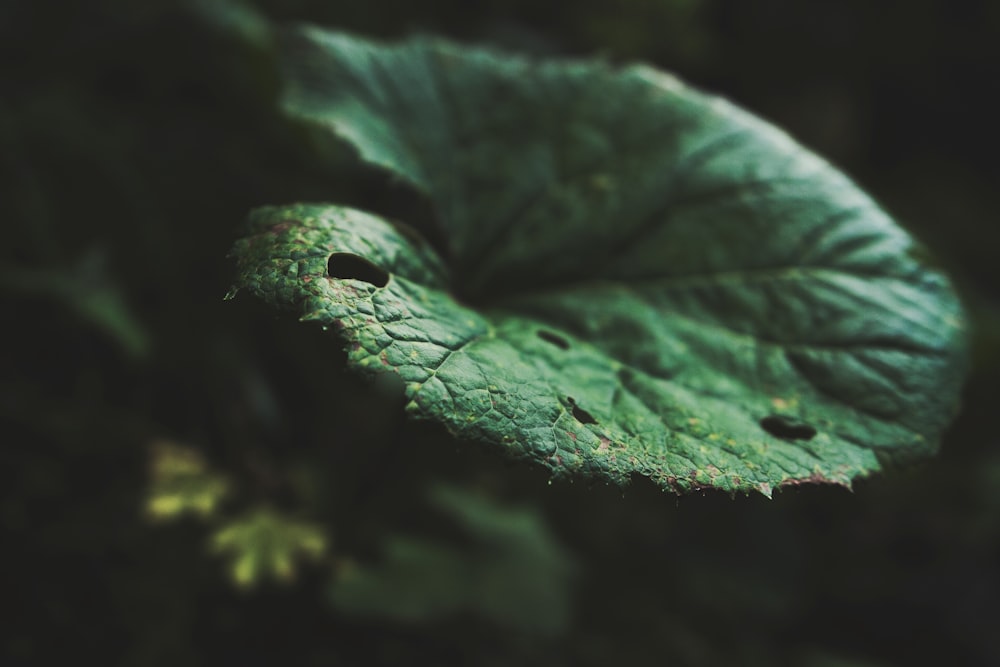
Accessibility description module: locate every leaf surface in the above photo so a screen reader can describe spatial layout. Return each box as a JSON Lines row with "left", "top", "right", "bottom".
{"left": 230, "top": 27, "right": 968, "bottom": 494}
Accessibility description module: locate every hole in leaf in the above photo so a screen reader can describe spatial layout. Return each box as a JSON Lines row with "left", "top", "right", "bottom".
{"left": 537, "top": 330, "right": 570, "bottom": 350}
{"left": 327, "top": 253, "right": 389, "bottom": 287}
{"left": 567, "top": 397, "right": 597, "bottom": 425}
{"left": 759, "top": 415, "right": 817, "bottom": 441}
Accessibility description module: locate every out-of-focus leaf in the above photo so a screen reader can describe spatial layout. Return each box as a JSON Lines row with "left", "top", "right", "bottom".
{"left": 186, "top": 0, "right": 273, "bottom": 51}
{"left": 1, "top": 252, "right": 150, "bottom": 359}
{"left": 329, "top": 484, "right": 576, "bottom": 636}
{"left": 210, "top": 507, "right": 328, "bottom": 588}
{"left": 145, "top": 440, "right": 229, "bottom": 521}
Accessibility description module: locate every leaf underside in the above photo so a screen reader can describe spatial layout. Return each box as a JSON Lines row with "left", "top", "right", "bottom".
{"left": 230, "top": 26, "right": 968, "bottom": 496}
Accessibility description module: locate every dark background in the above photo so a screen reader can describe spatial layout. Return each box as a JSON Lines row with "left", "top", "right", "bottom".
{"left": 3, "top": 1, "right": 999, "bottom": 665}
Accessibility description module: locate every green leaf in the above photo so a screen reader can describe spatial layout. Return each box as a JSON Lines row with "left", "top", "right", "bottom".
{"left": 145, "top": 440, "right": 230, "bottom": 521}
{"left": 210, "top": 507, "right": 328, "bottom": 588}
{"left": 329, "top": 484, "right": 576, "bottom": 636}
{"left": 2, "top": 252, "right": 150, "bottom": 360}
{"left": 229, "top": 27, "right": 968, "bottom": 495}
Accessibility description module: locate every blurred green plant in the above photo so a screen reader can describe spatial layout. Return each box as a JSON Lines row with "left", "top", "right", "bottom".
{"left": 146, "top": 440, "right": 231, "bottom": 521}
{"left": 0, "top": 252, "right": 150, "bottom": 360}
{"left": 144, "top": 440, "right": 330, "bottom": 588}
{"left": 330, "top": 485, "right": 577, "bottom": 636}
{"left": 211, "top": 507, "right": 329, "bottom": 588}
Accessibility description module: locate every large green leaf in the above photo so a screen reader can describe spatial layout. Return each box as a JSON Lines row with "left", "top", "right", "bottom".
{"left": 229, "top": 26, "right": 968, "bottom": 495}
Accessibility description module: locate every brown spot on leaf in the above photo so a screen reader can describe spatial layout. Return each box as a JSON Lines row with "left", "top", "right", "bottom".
{"left": 268, "top": 220, "right": 298, "bottom": 234}
{"left": 778, "top": 472, "right": 851, "bottom": 489}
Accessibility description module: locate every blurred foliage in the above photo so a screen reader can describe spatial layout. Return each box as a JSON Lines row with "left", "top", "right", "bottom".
{"left": 330, "top": 485, "right": 576, "bottom": 637}
{"left": 146, "top": 440, "right": 230, "bottom": 521}
{"left": 2, "top": 0, "right": 999, "bottom": 665}
{"left": 1, "top": 251, "right": 150, "bottom": 360}
{"left": 211, "top": 507, "right": 328, "bottom": 588}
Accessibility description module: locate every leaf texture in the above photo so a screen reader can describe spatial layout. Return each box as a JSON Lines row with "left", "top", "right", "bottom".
{"left": 230, "top": 27, "right": 968, "bottom": 495}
